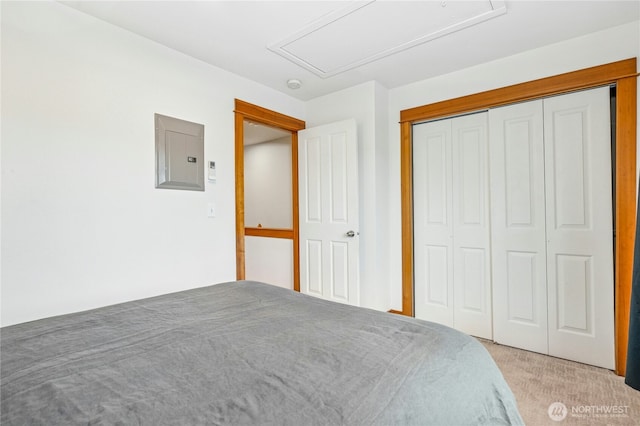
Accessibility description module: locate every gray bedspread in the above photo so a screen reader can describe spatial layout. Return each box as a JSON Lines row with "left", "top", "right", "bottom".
{"left": 1, "top": 281, "right": 523, "bottom": 425}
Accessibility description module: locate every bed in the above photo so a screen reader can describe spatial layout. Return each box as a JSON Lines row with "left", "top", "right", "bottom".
{"left": 1, "top": 280, "right": 523, "bottom": 425}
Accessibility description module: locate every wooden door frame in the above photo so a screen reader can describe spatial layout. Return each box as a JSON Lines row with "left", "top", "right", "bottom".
{"left": 234, "top": 99, "right": 306, "bottom": 291}
{"left": 399, "top": 58, "right": 638, "bottom": 376}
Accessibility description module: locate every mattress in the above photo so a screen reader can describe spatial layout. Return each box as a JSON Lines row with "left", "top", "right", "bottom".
{"left": 1, "top": 280, "right": 523, "bottom": 425}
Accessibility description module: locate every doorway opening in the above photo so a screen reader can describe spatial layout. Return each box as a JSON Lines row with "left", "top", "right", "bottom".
{"left": 234, "top": 99, "right": 306, "bottom": 291}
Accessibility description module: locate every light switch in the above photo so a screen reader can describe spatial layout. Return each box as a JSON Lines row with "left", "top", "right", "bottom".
{"left": 207, "top": 202, "right": 215, "bottom": 218}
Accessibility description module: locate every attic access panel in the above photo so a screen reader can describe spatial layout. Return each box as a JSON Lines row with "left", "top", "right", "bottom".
{"left": 269, "top": 0, "right": 506, "bottom": 78}
{"left": 155, "top": 113, "right": 205, "bottom": 191}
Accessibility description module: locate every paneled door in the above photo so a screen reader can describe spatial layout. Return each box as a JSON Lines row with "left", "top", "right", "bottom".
{"left": 298, "top": 119, "right": 359, "bottom": 305}
{"left": 543, "top": 87, "right": 614, "bottom": 369}
{"left": 413, "top": 118, "right": 453, "bottom": 327}
{"left": 413, "top": 112, "right": 493, "bottom": 339}
{"left": 488, "top": 100, "right": 548, "bottom": 355}
{"left": 489, "top": 87, "right": 614, "bottom": 369}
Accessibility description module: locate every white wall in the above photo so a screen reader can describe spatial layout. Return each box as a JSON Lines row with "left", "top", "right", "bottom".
{"left": 244, "top": 137, "right": 292, "bottom": 229}
{"left": 0, "top": 1, "right": 305, "bottom": 326}
{"left": 373, "top": 82, "right": 390, "bottom": 311}
{"left": 305, "top": 81, "right": 390, "bottom": 311}
{"left": 387, "top": 21, "right": 640, "bottom": 310}
{"left": 245, "top": 236, "right": 293, "bottom": 290}
{"left": 3, "top": 2, "right": 638, "bottom": 325}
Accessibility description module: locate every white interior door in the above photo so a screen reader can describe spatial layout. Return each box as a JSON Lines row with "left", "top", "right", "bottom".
{"left": 489, "top": 99, "right": 549, "bottom": 354}
{"left": 298, "top": 119, "right": 359, "bottom": 305}
{"left": 451, "top": 113, "right": 492, "bottom": 339}
{"left": 413, "top": 119, "right": 454, "bottom": 327}
{"left": 489, "top": 87, "right": 614, "bottom": 369}
{"left": 413, "top": 112, "right": 492, "bottom": 339}
{"left": 543, "top": 87, "right": 614, "bottom": 369}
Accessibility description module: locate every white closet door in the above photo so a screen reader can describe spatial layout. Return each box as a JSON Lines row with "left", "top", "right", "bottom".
{"left": 489, "top": 100, "right": 548, "bottom": 354}
{"left": 413, "top": 119, "right": 454, "bottom": 327}
{"left": 451, "top": 113, "right": 492, "bottom": 339}
{"left": 544, "top": 87, "right": 614, "bottom": 369}
{"left": 414, "top": 112, "right": 491, "bottom": 338}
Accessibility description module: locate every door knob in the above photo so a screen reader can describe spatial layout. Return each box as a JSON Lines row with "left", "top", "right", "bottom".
{"left": 346, "top": 230, "right": 358, "bottom": 237}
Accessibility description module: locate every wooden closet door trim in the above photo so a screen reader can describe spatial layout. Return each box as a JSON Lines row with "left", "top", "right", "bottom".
{"left": 399, "top": 58, "right": 637, "bottom": 376}
{"left": 400, "top": 120, "right": 414, "bottom": 317}
{"left": 615, "top": 74, "right": 637, "bottom": 377}
{"left": 400, "top": 59, "right": 637, "bottom": 123}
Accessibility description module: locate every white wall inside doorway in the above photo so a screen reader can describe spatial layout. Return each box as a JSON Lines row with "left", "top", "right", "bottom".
{"left": 244, "top": 136, "right": 292, "bottom": 229}
{"left": 245, "top": 236, "right": 293, "bottom": 290}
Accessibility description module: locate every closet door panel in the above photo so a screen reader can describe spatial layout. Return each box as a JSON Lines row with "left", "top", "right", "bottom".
{"left": 544, "top": 87, "right": 614, "bottom": 369}
{"left": 413, "top": 120, "right": 454, "bottom": 326}
{"left": 452, "top": 113, "right": 492, "bottom": 339}
{"left": 505, "top": 252, "right": 539, "bottom": 322}
{"left": 489, "top": 100, "right": 548, "bottom": 354}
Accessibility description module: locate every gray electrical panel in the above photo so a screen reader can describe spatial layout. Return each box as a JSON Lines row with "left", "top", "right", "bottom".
{"left": 155, "top": 113, "right": 205, "bottom": 191}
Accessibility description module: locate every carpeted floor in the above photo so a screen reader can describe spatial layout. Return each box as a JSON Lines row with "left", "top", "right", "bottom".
{"left": 479, "top": 339, "right": 640, "bottom": 425}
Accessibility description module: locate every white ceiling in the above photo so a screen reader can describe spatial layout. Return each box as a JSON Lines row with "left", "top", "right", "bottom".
{"left": 60, "top": 1, "right": 640, "bottom": 101}
{"left": 244, "top": 120, "right": 291, "bottom": 146}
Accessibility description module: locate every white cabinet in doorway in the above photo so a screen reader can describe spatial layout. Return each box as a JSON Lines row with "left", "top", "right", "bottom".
{"left": 413, "top": 112, "right": 493, "bottom": 340}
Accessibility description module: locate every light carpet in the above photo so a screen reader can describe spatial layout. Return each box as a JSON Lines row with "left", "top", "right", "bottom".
{"left": 479, "top": 340, "right": 640, "bottom": 425}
